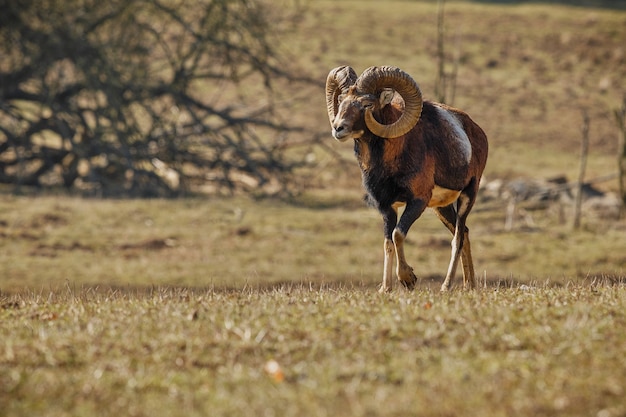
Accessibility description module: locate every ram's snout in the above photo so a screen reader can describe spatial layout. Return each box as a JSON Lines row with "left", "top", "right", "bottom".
{"left": 331, "top": 118, "right": 364, "bottom": 141}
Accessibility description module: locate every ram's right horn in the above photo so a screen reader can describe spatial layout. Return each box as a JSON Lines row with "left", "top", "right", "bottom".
{"left": 356, "top": 66, "right": 423, "bottom": 139}
{"left": 325, "top": 66, "right": 357, "bottom": 126}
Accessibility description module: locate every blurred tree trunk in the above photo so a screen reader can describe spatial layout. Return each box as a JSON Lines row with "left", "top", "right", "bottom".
{"left": 616, "top": 95, "right": 626, "bottom": 218}
{"left": 0, "top": 0, "right": 308, "bottom": 197}
{"left": 573, "top": 111, "right": 589, "bottom": 230}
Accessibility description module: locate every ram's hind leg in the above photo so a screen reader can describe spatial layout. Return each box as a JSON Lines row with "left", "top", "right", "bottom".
{"left": 459, "top": 232, "right": 476, "bottom": 288}
{"left": 456, "top": 182, "right": 480, "bottom": 290}
{"left": 434, "top": 199, "right": 476, "bottom": 291}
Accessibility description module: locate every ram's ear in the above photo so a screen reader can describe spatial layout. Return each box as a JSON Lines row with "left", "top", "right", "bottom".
{"left": 379, "top": 88, "right": 395, "bottom": 107}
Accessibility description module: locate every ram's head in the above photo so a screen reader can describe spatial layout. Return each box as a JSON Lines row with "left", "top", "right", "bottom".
{"left": 325, "top": 66, "right": 424, "bottom": 142}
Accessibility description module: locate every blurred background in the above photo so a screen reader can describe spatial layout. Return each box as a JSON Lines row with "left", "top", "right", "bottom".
{"left": 1, "top": 0, "right": 624, "bottom": 289}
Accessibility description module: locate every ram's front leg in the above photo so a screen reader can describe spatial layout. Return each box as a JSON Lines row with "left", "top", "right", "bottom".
{"left": 391, "top": 230, "right": 416, "bottom": 289}
{"left": 380, "top": 238, "right": 396, "bottom": 293}
{"left": 379, "top": 207, "right": 398, "bottom": 293}
{"left": 393, "top": 199, "right": 427, "bottom": 289}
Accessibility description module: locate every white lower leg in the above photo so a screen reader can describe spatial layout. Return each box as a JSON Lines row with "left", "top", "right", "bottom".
{"left": 461, "top": 233, "right": 476, "bottom": 289}
{"left": 441, "top": 232, "right": 462, "bottom": 292}
{"left": 380, "top": 238, "right": 395, "bottom": 293}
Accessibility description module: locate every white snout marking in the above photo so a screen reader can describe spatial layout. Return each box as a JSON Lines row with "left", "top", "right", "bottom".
{"left": 332, "top": 124, "right": 363, "bottom": 141}
{"left": 332, "top": 129, "right": 350, "bottom": 142}
{"left": 434, "top": 106, "right": 472, "bottom": 165}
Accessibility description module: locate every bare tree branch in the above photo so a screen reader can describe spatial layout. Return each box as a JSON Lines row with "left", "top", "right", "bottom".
{"left": 0, "top": 0, "right": 309, "bottom": 197}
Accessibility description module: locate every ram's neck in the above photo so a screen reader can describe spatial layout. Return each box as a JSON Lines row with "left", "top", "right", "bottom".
{"left": 353, "top": 103, "right": 407, "bottom": 174}
{"left": 353, "top": 138, "right": 372, "bottom": 172}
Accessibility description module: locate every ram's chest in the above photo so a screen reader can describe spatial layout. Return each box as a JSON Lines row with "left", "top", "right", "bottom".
{"left": 355, "top": 139, "right": 410, "bottom": 208}
{"left": 354, "top": 136, "right": 406, "bottom": 174}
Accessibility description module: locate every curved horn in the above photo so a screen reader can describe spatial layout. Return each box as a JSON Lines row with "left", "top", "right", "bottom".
{"left": 325, "top": 66, "right": 357, "bottom": 126}
{"left": 356, "top": 66, "right": 423, "bottom": 138}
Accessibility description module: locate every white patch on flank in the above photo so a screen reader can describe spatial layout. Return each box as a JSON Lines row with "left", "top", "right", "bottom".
{"left": 434, "top": 105, "right": 472, "bottom": 165}
{"left": 429, "top": 186, "right": 461, "bottom": 208}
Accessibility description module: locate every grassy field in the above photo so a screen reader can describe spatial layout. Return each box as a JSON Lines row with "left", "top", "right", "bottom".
{"left": 2, "top": 283, "right": 626, "bottom": 417}
{"left": 2, "top": 0, "right": 626, "bottom": 416}
{"left": 1, "top": 193, "right": 625, "bottom": 416}
{"left": 0, "top": 194, "right": 624, "bottom": 292}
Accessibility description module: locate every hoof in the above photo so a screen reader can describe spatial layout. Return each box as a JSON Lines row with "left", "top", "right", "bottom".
{"left": 463, "top": 279, "right": 477, "bottom": 290}
{"left": 399, "top": 270, "right": 417, "bottom": 290}
{"left": 378, "top": 284, "right": 392, "bottom": 293}
{"left": 400, "top": 279, "right": 416, "bottom": 290}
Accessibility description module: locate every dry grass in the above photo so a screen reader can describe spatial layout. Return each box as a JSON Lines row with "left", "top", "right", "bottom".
{"left": 2, "top": 283, "right": 626, "bottom": 417}
{"left": 1, "top": 194, "right": 624, "bottom": 294}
